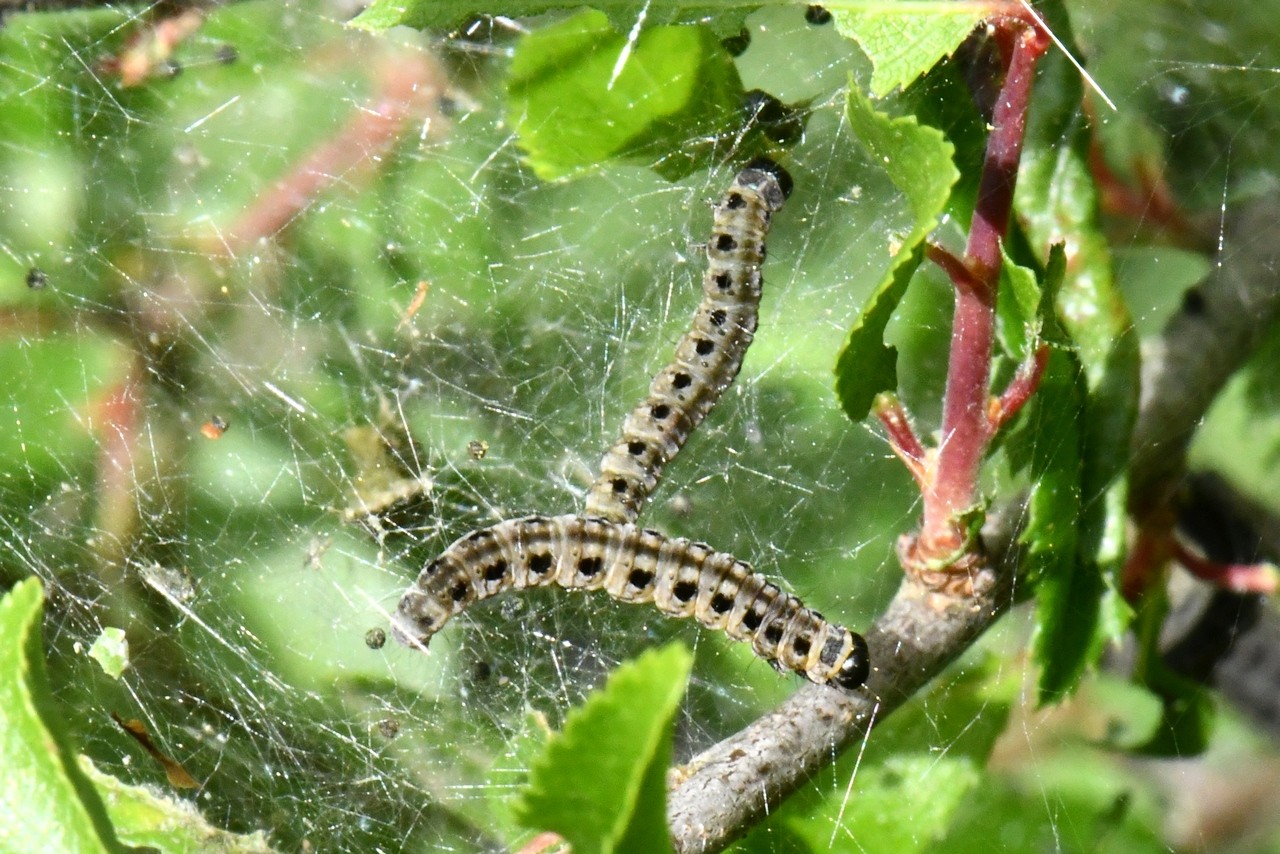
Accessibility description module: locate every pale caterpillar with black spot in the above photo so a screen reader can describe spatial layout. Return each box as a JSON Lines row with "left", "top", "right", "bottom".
{"left": 392, "top": 514, "right": 870, "bottom": 689}
{"left": 584, "top": 158, "right": 792, "bottom": 523}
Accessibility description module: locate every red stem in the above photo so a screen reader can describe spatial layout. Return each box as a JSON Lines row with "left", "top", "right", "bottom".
{"left": 990, "top": 342, "right": 1050, "bottom": 430}
{"left": 210, "top": 52, "right": 446, "bottom": 256}
{"left": 918, "top": 20, "right": 1050, "bottom": 558}
{"left": 874, "top": 394, "right": 928, "bottom": 488}
{"left": 1171, "top": 540, "right": 1280, "bottom": 595}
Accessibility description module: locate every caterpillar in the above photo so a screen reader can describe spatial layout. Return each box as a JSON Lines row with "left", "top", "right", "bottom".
{"left": 392, "top": 514, "right": 869, "bottom": 690}
{"left": 584, "top": 159, "right": 792, "bottom": 523}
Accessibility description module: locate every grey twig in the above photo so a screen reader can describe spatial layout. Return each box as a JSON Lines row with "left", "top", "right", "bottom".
{"left": 1131, "top": 198, "right": 1280, "bottom": 514}
{"left": 668, "top": 503, "right": 1022, "bottom": 852}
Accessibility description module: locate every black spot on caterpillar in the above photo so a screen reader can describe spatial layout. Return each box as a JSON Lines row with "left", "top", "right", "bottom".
{"left": 392, "top": 514, "right": 869, "bottom": 690}
{"left": 584, "top": 160, "right": 793, "bottom": 523}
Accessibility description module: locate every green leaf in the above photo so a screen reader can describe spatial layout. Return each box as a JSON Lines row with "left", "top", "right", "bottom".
{"left": 1124, "top": 596, "right": 1215, "bottom": 757}
{"left": 944, "top": 760, "right": 1166, "bottom": 851}
{"left": 998, "top": 249, "right": 1097, "bottom": 703}
{"left": 0, "top": 578, "right": 120, "bottom": 852}
{"left": 515, "top": 643, "right": 693, "bottom": 854}
{"left": 506, "top": 10, "right": 744, "bottom": 181}
{"left": 844, "top": 85, "right": 958, "bottom": 242}
{"left": 993, "top": 284, "right": 1036, "bottom": 365}
{"left": 840, "top": 755, "right": 981, "bottom": 848}
{"left": 1018, "top": 4, "right": 1138, "bottom": 429}
{"left": 1112, "top": 245, "right": 1211, "bottom": 338}
{"left": 1130, "top": 676, "right": 1215, "bottom": 758}
{"left": 81, "top": 756, "right": 278, "bottom": 854}
{"left": 834, "top": 84, "right": 957, "bottom": 422}
{"left": 834, "top": 246, "right": 922, "bottom": 421}
{"left": 832, "top": 2, "right": 988, "bottom": 96}
{"left": 994, "top": 246, "right": 1042, "bottom": 361}
{"left": 350, "top": 1, "right": 772, "bottom": 36}
{"left": 1014, "top": 1, "right": 1138, "bottom": 694}
{"left": 995, "top": 241, "right": 1071, "bottom": 366}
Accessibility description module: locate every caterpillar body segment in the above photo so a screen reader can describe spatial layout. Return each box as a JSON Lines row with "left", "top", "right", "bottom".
{"left": 584, "top": 160, "right": 793, "bottom": 523}
{"left": 392, "top": 514, "right": 869, "bottom": 690}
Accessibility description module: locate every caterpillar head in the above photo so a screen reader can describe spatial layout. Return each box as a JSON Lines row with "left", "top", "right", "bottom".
{"left": 390, "top": 592, "right": 435, "bottom": 652}
{"left": 739, "top": 157, "right": 794, "bottom": 212}
{"left": 830, "top": 630, "right": 870, "bottom": 691}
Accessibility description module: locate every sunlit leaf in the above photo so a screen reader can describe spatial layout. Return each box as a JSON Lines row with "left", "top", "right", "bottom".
{"left": 351, "top": 0, "right": 767, "bottom": 38}
{"left": 506, "top": 9, "right": 744, "bottom": 180}
{"left": 515, "top": 643, "right": 693, "bottom": 854}
{"left": 0, "top": 579, "right": 119, "bottom": 852}
{"left": 832, "top": 1, "right": 990, "bottom": 96}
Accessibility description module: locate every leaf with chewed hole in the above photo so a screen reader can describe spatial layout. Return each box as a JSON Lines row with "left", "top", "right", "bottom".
{"left": 515, "top": 643, "right": 693, "bottom": 854}
{"left": 833, "top": 2, "right": 989, "bottom": 96}
{"left": 835, "top": 83, "right": 956, "bottom": 422}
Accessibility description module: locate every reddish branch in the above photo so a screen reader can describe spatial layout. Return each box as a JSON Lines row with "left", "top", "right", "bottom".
{"left": 1085, "top": 108, "right": 1197, "bottom": 248}
{"left": 874, "top": 393, "right": 928, "bottom": 488}
{"left": 208, "top": 50, "right": 448, "bottom": 256}
{"left": 880, "top": 17, "right": 1052, "bottom": 588}
{"left": 989, "top": 341, "right": 1049, "bottom": 429}
{"left": 1124, "top": 524, "right": 1278, "bottom": 601}
{"left": 98, "top": 4, "right": 208, "bottom": 87}
{"left": 89, "top": 357, "right": 147, "bottom": 577}
{"left": 1171, "top": 541, "right": 1279, "bottom": 593}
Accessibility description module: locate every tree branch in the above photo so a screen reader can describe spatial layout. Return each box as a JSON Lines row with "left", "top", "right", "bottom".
{"left": 1130, "top": 197, "right": 1280, "bottom": 517}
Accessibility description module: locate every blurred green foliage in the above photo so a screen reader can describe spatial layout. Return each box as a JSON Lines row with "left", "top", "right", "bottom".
{"left": 0, "top": 1, "right": 1278, "bottom": 851}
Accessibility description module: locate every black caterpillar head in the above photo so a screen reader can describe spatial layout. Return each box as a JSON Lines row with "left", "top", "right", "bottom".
{"left": 739, "top": 157, "right": 794, "bottom": 211}
{"left": 831, "top": 631, "right": 870, "bottom": 691}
